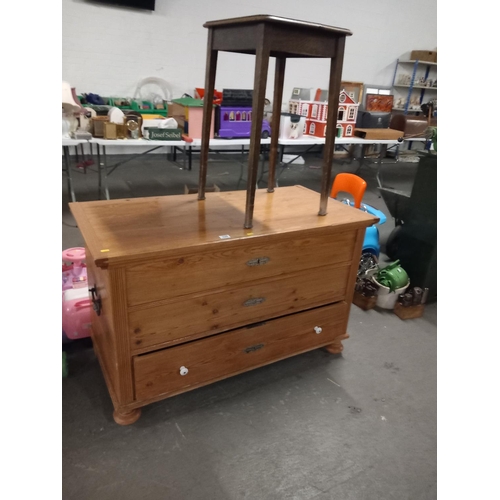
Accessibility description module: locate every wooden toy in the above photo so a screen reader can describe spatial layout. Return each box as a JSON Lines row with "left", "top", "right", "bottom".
{"left": 170, "top": 97, "right": 214, "bottom": 140}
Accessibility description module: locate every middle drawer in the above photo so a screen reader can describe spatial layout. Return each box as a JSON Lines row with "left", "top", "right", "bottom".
{"left": 129, "top": 264, "right": 350, "bottom": 352}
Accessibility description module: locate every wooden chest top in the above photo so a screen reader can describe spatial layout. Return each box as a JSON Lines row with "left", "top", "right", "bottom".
{"left": 69, "top": 185, "right": 377, "bottom": 268}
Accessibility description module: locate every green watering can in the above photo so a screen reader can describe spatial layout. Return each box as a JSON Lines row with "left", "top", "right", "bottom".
{"left": 375, "top": 260, "right": 409, "bottom": 292}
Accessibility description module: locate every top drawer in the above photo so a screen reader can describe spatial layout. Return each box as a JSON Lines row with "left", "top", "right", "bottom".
{"left": 126, "top": 230, "right": 356, "bottom": 306}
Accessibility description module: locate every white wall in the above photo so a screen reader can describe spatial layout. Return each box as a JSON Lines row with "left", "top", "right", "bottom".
{"left": 63, "top": 0, "right": 437, "bottom": 103}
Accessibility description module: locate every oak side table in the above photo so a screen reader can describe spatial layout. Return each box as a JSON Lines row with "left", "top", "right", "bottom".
{"left": 197, "top": 15, "right": 352, "bottom": 228}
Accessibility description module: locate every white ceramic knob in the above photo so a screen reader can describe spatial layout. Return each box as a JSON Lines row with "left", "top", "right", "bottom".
{"left": 180, "top": 366, "right": 189, "bottom": 376}
{"left": 314, "top": 326, "right": 322, "bottom": 334}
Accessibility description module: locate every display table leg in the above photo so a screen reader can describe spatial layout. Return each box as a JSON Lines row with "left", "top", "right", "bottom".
{"left": 63, "top": 146, "right": 76, "bottom": 202}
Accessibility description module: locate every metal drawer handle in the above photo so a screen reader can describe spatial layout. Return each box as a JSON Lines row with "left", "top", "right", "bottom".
{"left": 89, "top": 285, "right": 102, "bottom": 316}
{"left": 180, "top": 366, "right": 189, "bottom": 376}
{"left": 246, "top": 256, "right": 270, "bottom": 267}
{"left": 244, "top": 343, "right": 264, "bottom": 354}
{"left": 243, "top": 297, "right": 266, "bottom": 307}
{"left": 314, "top": 326, "right": 322, "bottom": 334}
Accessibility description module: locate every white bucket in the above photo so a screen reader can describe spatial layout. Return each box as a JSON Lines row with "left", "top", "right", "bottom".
{"left": 373, "top": 277, "right": 409, "bottom": 309}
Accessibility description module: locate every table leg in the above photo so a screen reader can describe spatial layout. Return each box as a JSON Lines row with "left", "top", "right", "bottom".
{"left": 319, "top": 39, "right": 346, "bottom": 216}
{"left": 188, "top": 146, "right": 192, "bottom": 171}
{"left": 354, "top": 144, "right": 368, "bottom": 176}
{"left": 268, "top": 57, "right": 286, "bottom": 193}
{"left": 240, "top": 145, "right": 249, "bottom": 189}
{"left": 260, "top": 145, "right": 267, "bottom": 189}
{"left": 244, "top": 37, "right": 270, "bottom": 228}
{"left": 97, "top": 145, "right": 102, "bottom": 199}
{"left": 63, "top": 146, "right": 76, "bottom": 202}
{"left": 257, "top": 144, "right": 267, "bottom": 185}
{"left": 102, "top": 145, "right": 110, "bottom": 200}
{"left": 198, "top": 30, "right": 218, "bottom": 200}
{"left": 376, "top": 144, "right": 388, "bottom": 188}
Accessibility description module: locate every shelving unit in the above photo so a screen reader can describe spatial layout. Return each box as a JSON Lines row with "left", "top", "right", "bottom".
{"left": 391, "top": 59, "right": 437, "bottom": 115}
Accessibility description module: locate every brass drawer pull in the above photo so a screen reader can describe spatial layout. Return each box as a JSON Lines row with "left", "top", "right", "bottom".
{"left": 243, "top": 297, "right": 266, "bottom": 307}
{"left": 244, "top": 343, "right": 264, "bottom": 354}
{"left": 246, "top": 256, "right": 270, "bottom": 266}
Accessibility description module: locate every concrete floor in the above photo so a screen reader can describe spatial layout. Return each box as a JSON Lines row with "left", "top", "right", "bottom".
{"left": 62, "top": 146, "right": 436, "bottom": 499}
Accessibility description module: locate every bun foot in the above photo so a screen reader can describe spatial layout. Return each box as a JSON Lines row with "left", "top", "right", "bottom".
{"left": 113, "top": 408, "right": 141, "bottom": 425}
{"left": 324, "top": 333, "right": 349, "bottom": 354}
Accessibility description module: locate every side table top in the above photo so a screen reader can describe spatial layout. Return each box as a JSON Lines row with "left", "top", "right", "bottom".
{"left": 204, "top": 15, "right": 352, "bottom": 36}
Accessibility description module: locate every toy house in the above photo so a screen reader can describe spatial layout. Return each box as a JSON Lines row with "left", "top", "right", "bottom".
{"left": 288, "top": 88, "right": 358, "bottom": 138}
{"left": 169, "top": 97, "right": 214, "bottom": 140}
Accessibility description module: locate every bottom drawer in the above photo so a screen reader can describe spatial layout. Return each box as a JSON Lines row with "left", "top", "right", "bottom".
{"left": 134, "top": 302, "right": 348, "bottom": 402}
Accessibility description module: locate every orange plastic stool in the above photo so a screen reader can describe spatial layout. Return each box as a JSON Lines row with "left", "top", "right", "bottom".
{"left": 330, "top": 173, "right": 367, "bottom": 208}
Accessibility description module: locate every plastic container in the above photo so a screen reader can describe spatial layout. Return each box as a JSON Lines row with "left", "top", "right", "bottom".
{"left": 132, "top": 99, "right": 168, "bottom": 116}
{"left": 373, "top": 276, "right": 409, "bottom": 309}
{"left": 107, "top": 97, "right": 133, "bottom": 110}
{"left": 62, "top": 287, "right": 92, "bottom": 340}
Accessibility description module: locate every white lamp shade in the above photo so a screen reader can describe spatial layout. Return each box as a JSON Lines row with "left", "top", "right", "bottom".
{"left": 62, "top": 81, "right": 82, "bottom": 113}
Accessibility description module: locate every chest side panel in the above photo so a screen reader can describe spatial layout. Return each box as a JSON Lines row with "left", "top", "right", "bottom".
{"left": 85, "top": 251, "right": 119, "bottom": 396}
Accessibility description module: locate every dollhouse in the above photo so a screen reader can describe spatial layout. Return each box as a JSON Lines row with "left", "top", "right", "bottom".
{"left": 288, "top": 88, "right": 358, "bottom": 138}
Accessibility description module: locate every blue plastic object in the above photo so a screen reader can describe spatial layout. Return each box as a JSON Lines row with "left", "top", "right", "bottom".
{"left": 345, "top": 201, "right": 386, "bottom": 257}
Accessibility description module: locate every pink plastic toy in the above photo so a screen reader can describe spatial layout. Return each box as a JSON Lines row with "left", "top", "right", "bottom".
{"left": 62, "top": 248, "right": 92, "bottom": 340}
{"left": 62, "top": 288, "right": 92, "bottom": 340}
{"left": 62, "top": 247, "right": 88, "bottom": 291}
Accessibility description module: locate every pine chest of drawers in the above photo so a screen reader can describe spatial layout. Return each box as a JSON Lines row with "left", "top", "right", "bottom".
{"left": 70, "top": 186, "right": 377, "bottom": 425}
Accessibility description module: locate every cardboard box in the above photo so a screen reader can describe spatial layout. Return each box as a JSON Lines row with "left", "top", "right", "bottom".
{"left": 167, "top": 102, "right": 186, "bottom": 118}
{"left": 354, "top": 128, "right": 403, "bottom": 140}
{"left": 184, "top": 184, "right": 220, "bottom": 195}
{"left": 167, "top": 102, "right": 186, "bottom": 128}
{"left": 91, "top": 116, "right": 110, "bottom": 138}
{"left": 352, "top": 291, "right": 377, "bottom": 311}
{"left": 394, "top": 302, "right": 425, "bottom": 320}
{"left": 410, "top": 50, "right": 437, "bottom": 63}
{"left": 103, "top": 122, "right": 117, "bottom": 140}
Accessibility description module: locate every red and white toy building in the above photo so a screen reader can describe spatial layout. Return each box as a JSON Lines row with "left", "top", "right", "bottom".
{"left": 288, "top": 88, "right": 358, "bottom": 138}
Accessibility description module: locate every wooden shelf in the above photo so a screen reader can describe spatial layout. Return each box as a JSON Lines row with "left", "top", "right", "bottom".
{"left": 392, "top": 58, "right": 437, "bottom": 117}
{"left": 392, "top": 108, "right": 422, "bottom": 112}
{"left": 398, "top": 60, "right": 437, "bottom": 67}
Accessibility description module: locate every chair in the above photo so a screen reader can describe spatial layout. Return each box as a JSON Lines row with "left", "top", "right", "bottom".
{"left": 330, "top": 173, "right": 367, "bottom": 208}
{"left": 330, "top": 173, "right": 386, "bottom": 257}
